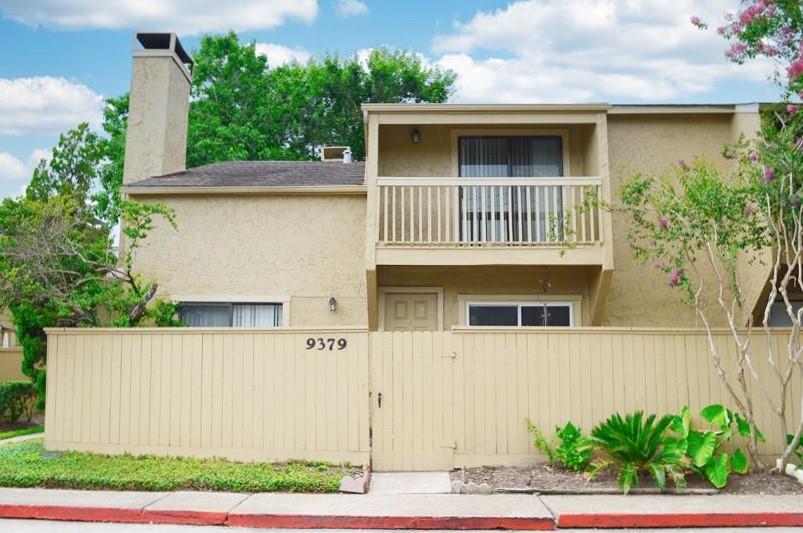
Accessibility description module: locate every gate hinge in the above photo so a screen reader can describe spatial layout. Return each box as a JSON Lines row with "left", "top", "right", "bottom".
{"left": 441, "top": 351, "right": 456, "bottom": 359}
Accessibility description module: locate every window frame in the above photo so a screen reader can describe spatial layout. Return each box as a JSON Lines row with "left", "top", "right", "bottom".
{"left": 463, "top": 298, "right": 577, "bottom": 327}
{"left": 176, "top": 298, "right": 289, "bottom": 328}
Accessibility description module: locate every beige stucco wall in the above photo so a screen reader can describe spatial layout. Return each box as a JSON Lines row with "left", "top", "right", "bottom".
{"left": 130, "top": 110, "right": 769, "bottom": 330}
{"left": 378, "top": 124, "right": 596, "bottom": 177}
{"left": 378, "top": 265, "right": 598, "bottom": 327}
{"left": 133, "top": 194, "right": 368, "bottom": 326}
{"left": 603, "top": 113, "right": 762, "bottom": 326}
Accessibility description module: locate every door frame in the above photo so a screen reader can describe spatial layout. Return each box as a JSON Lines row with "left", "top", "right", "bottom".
{"left": 378, "top": 287, "right": 444, "bottom": 331}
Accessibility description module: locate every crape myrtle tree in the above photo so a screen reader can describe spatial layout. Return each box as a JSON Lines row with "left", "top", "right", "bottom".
{"left": 102, "top": 32, "right": 455, "bottom": 192}
{"left": 619, "top": 1, "right": 803, "bottom": 471}
{"left": 0, "top": 124, "right": 179, "bottom": 405}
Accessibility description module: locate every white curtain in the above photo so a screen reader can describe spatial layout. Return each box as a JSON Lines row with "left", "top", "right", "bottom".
{"left": 232, "top": 304, "right": 283, "bottom": 327}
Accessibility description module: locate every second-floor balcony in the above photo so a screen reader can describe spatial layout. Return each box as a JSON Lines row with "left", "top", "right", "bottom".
{"left": 374, "top": 176, "right": 608, "bottom": 266}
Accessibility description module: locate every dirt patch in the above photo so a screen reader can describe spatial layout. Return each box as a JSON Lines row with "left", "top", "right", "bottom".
{"left": 451, "top": 464, "right": 803, "bottom": 495}
{"left": 0, "top": 412, "right": 44, "bottom": 434}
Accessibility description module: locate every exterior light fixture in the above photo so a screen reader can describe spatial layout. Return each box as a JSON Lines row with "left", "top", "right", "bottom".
{"left": 411, "top": 128, "right": 421, "bottom": 144}
{"left": 328, "top": 296, "right": 337, "bottom": 312}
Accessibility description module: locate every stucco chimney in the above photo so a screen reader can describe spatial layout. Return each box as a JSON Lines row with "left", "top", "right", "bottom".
{"left": 123, "top": 33, "right": 193, "bottom": 185}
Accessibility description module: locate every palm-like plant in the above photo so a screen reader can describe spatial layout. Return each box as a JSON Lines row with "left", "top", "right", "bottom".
{"left": 588, "top": 411, "right": 688, "bottom": 494}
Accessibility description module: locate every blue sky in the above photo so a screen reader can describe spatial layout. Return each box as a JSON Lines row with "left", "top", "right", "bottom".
{"left": 0, "top": 0, "right": 783, "bottom": 199}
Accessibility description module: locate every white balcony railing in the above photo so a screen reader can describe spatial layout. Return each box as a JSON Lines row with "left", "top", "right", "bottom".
{"left": 376, "top": 177, "right": 603, "bottom": 246}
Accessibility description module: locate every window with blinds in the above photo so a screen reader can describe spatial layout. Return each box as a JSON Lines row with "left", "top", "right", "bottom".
{"left": 458, "top": 136, "right": 564, "bottom": 242}
{"left": 179, "top": 303, "right": 283, "bottom": 327}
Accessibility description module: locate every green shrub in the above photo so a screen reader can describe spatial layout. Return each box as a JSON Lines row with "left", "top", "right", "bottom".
{"left": 588, "top": 411, "right": 687, "bottom": 494}
{"left": 674, "top": 405, "right": 763, "bottom": 489}
{"left": 0, "top": 381, "right": 37, "bottom": 424}
{"left": 526, "top": 419, "right": 591, "bottom": 472}
{"left": 526, "top": 419, "right": 556, "bottom": 464}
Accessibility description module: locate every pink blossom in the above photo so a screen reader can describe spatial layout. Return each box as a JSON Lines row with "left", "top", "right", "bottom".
{"left": 744, "top": 201, "right": 756, "bottom": 216}
{"left": 763, "top": 166, "right": 776, "bottom": 183}
{"left": 726, "top": 42, "right": 748, "bottom": 58}
{"left": 749, "top": 151, "right": 760, "bottom": 161}
{"left": 788, "top": 104, "right": 799, "bottom": 115}
{"left": 690, "top": 16, "right": 706, "bottom": 28}
{"left": 657, "top": 216, "right": 668, "bottom": 230}
{"left": 788, "top": 58, "right": 803, "bottom": 80}
{"left": 668, "top": 267, "right": 684, "bottom": 288}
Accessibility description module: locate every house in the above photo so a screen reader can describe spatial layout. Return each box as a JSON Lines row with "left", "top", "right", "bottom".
{"left": 121, "top": 33, "right": 767, "bottom": 331}
{"left": 42, "top": 33, "right": 800, "bottom": 470}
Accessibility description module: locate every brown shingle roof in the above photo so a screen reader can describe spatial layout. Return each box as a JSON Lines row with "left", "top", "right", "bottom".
{"left": 128, "top": 161, "right": 365, "bottom": 188}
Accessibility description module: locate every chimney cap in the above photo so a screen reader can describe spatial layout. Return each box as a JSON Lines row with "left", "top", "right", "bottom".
{"left": 135, "top": 32, "right": 193, "bottom": 72}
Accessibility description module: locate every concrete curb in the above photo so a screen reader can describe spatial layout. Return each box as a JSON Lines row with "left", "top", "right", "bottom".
{"left": 556, "top": 512, "right": 803, "bottom": 529}
{"left": 1, "top": 491, "right": 802, "bottom": 529}
{"left": 0, "top": 504, "right": 555, "bottom": 530}
{"left": 226, "top": 514, "right": 554, "bottom": 530}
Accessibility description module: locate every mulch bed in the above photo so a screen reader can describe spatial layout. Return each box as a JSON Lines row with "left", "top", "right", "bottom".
{"left": 451, "top": 464, "right": 803, "bottom": 495}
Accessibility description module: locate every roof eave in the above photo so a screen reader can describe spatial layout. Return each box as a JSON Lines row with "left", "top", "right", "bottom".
{"left": 123, "top": 185, "right": 368, "bottom": 196}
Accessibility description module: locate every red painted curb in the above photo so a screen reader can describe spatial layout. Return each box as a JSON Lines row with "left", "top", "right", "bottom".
{"left": 140, "top": 509, "right": 229, "bottom": 526}
{"left": 0, "top": 504, "right": 148, "bottom": 523}
{"left": 226, "top": 514, "right": 556, "bottom": 530}
{"left": 558, "top": 512, "right": 803, "bottom": 528}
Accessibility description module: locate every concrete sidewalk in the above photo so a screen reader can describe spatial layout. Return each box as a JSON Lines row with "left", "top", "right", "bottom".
{"left": 0, "top": 487, "right": 801, "bottom": 529}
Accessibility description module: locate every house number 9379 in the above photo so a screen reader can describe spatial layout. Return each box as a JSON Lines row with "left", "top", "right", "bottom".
{"left": 305, "top": 337, "right": 347, "bottom": 351}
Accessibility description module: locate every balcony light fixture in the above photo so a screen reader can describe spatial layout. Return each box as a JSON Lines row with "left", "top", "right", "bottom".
{"left": 328, "top": 296, "right": 337, "bottom": 312}
{"left": 411, "top": 128, "right": 421, "bottom": 144}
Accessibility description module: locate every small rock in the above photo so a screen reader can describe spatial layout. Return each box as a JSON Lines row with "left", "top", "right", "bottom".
{"left": 451, "top": 480, "right": 466, "bottom": 494}
{"left": 339, "top": 474, "right": 367, "bottom": 494}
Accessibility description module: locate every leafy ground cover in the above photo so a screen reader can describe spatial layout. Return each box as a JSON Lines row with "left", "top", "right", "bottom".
{"left": 0, "top": 440, "right": 357, "bottom": 492}
{"left": 0, "top": 424, "right": 43, "bottom": 441}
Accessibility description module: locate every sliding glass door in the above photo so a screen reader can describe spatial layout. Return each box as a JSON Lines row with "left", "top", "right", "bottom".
{"left": 458, "top": 136, "right": 564, "bottom": 243}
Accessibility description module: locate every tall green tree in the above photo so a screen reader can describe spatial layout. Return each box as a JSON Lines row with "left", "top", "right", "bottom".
{"left": 104, "top": 32, "right": 455, "bottom": 185}
{"left": 0, "top": 124, "right": 177, "bottom": 404}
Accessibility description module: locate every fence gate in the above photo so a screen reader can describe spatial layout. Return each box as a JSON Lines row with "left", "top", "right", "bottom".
{"left": 369, "top": 331, "right": 455, "bottom": 471}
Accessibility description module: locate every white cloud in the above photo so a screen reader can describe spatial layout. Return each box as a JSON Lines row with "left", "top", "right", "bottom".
{"left": 0, "top": 153, "right": 30, "bottom": 181}
{"left": 0, "top": 77, "right": 104, "bottom": 136}
{"left": 255, "top": 43, "right": 312, "bottom": 67}
{"left": 334, "top": 0, "right": 368, "bottom": 17}
{"left": 431, "top": 0, "right": 776, "bottom": 102}
{"left": 0, "top": 0, "right": 318, "bottom": 34}
{"left": 28, "top": 148, "right": 51, "bottom": 168}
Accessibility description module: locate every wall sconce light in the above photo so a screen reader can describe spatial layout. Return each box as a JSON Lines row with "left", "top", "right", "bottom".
{"left": 328, "top": 296, "right": 337, "bottom": 312}
{"left": 411, "top": 128, "right": 421, "bottom": 144}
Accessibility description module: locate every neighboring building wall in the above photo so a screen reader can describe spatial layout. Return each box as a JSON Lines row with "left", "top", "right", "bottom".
{"left": 0, "top": 348, "right": 25, "bottom": 382}
{"left": 603, "top": 113, "right": 754, "bottom": 326}
{"left": 133, "top": 194, "right": 368, "bottom": 327}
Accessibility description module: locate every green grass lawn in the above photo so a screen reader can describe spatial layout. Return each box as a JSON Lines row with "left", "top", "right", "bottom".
{"left": 0, "top": 439, "right": 356, "bottom": 492}
{"left": 0, "top": 425, "right": 44, "bottom": 441}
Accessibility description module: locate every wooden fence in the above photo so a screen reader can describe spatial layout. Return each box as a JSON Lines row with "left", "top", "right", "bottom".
{"left": 44, "top": 328, "right": 370, "bottom": 463}
{"left": 45, "top": 327, "right": 800, "bottom": 470}
{"left": 0, "top": 348, "right": 25, "bottom": 382}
